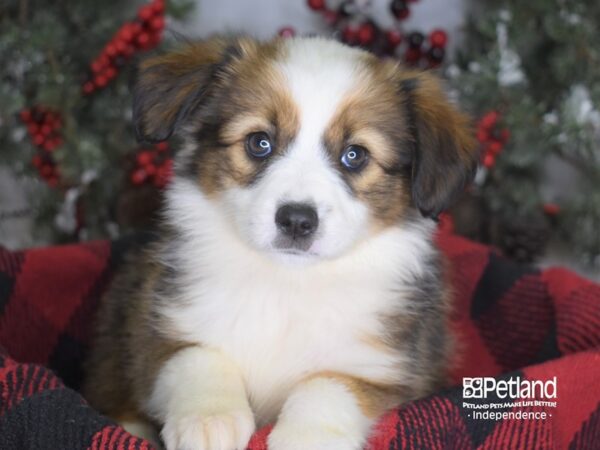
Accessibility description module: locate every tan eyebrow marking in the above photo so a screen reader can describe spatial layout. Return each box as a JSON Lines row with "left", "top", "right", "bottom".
{"left": 220, "top": 115, "right": 273, "bottom": 144}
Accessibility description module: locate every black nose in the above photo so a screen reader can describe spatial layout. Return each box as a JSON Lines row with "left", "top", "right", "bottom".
{"left": 275, "top": 203, "right": 319, "bottom": 238}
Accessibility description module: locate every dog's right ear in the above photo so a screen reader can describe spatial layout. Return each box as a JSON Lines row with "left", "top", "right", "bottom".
{"left": 132, "top": 37, "right": 252, "bottom": 143}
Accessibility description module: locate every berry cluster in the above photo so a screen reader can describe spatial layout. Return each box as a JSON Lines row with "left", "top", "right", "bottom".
{"left": 403, "top": 29, "right": 447, "bottom": 68}
{"left": 130, "top": 142, "right": 173, "bottom": 188}
{"left": 543, "top": 203, "right": 560, "bottom": 216}
{"left": 82, "top": 0, "right": 165, "bottom": 95}
{"left": 302, "top": 0, "right": 447, "bottom": 68}
{"left": 19, "top": 106, "right": 63, "bottom": 187}
{"left": 477, "top": 111, "right": 510, "bottom": 169}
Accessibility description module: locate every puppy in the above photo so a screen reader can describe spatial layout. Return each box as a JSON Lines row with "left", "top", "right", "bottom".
{"left": 84, "top": 36, "right": 476, "bottom": 450}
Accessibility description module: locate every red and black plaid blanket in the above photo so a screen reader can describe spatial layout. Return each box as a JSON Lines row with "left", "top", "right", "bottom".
{"left": 0, "top": 232, "right": 599, "bottom": 449}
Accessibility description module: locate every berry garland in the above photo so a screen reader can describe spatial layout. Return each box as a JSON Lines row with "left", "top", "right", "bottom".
{"left": 19, "top": 106, "right": 63, "bottom": 187}
{"left": 476, "top": 111, "right": 510, "bottom": 169}
{"left": 83, "top": 0, "right": 165, "bottom": 95}
{"left": 130, "top": 142, "right": 174, "bottom": 188}
{"left": 298, "top": 0, "right": 448, "bottom": 68}
{"left": 476, "top": 111, "right": 561, "bottom": 217}
{"left": 20, "top": 0, "right": 167, "bottom": 191}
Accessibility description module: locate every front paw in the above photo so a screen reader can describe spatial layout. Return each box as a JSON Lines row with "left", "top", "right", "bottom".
{"left": 268, "top": 422, "right": 364, "bottom": 450}
{"left": 161, "top": 409, "right": 255, "bottom": 450}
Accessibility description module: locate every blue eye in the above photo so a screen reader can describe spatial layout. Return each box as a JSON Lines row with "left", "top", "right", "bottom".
{"left": 340, "top": 145, "right": 369, "bottom": 171}
{"left": 246, "top": 132, "right": 273, "bottom": 158}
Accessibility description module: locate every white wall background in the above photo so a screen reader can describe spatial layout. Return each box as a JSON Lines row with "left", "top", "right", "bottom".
{"left": 181, "top": 0, "right": 468, "bottom": 53}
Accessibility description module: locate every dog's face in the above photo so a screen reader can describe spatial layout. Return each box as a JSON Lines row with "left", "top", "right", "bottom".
{"left": 134, "top": 37, "right": 476, "bottom": 263}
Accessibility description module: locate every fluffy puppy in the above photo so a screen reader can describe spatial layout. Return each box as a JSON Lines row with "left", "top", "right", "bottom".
{"left": 83, "top": 36, "right": 476, "bottom": 450}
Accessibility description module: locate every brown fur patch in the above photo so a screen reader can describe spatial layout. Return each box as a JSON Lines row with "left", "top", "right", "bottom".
{"left": 305, "top": 371, "right": 405, "bottom": 418}
{"left": 323, "top": 58, "right": 413, "bottom": 228}
{"left": 134, "top": 38, "right": 239, "bottom": 142}
{"left": 396, "top": 70, "right": 478, "bottom": 218}
{"left": 323, "top": 58, "right": 477, "bottom": 225}
{"left": 133, "top": 37, "right": 300, "bottom": 195}
{"left": 183, "top": 39, "right": 300, "bottom": 195}
{"left": 82, "top": 240, "right": 194, "bottom": 420}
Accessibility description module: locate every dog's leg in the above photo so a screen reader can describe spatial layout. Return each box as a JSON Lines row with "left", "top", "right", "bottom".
{"left": 269, "top": 372, "right": 396, "bottom": 450}
{"left": 120, "top": 419, "right": 163, "bottom": 449}
{"left": 147, "top": 346, "right": 255, "bottom": 450}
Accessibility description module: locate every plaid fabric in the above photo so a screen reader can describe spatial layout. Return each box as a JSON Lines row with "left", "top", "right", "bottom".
{"left": 0, "top": 232, "right": 598, "bottom": 450}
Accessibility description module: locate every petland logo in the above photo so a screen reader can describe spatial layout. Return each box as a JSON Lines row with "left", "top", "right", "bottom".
{"left": 463, "top": 376, "right": 557, "bottom": 399}
{"left": 462, "top": 377, "right": 558, "bottom": 421}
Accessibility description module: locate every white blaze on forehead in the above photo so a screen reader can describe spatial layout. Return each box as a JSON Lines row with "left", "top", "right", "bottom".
{"left": 278, "top": 38, "right": 366, "bottom": 155}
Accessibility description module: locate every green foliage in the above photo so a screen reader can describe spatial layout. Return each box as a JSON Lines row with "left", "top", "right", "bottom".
{"left": 0, "top": 0, "right": 193, "bottom": 243}
{"left": 451, "top": 0, "right": 600, "bottom": 266}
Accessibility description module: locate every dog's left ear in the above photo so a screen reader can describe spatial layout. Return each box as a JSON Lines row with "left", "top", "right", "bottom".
{"left": 132, "top": 37, "right": 255, "bottom": 143}
{"left": 399, "top": 72, "right": 478, "bottom": 219}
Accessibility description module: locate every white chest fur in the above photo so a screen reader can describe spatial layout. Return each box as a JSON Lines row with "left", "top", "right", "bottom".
{"left": 160, "top": 181, "right": 435, "bottom": 423}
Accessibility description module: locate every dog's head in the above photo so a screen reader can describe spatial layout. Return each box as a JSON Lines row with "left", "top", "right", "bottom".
{"left": 133, "top": 37, "right": 476, "bottom": 264}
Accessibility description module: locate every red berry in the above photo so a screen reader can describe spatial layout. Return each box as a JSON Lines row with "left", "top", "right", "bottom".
{"left": 43, "top": 112, "right": 55, "bottom": 124}
{"left": 32, "top": 155, "right": 42, "bottom": 168}
{"left": 155, "top": 159, "right": 174, "bottom": 187}
{"left": 91, "top": 60, "right": 104, "bottom": 73}
{"left": 488, "top": 140, "right": 503, "bottom": 155}
{"left": 342, "top": 25, "right": 359, "bottom": 45}
{"left": 27, "top": 124, "right": 39, "bottom": 135}
{"left": 543, "top": 203, "right": 560, "bottom": 216}
{"left": 131, "top": 169, "right": 147, "bottom": 185}
{"left": 137, "top": 151, "right": 154, "bottom": 166}
{"left": 138, "top": 5, "right": 154, "bottom": 22}
{"left": 357, "top": 23, "right": 376, "bottom": 46}
{"left": 119, "top": 25, "right": 135, "bottom": 43}
{"left": 390, "top": 0, "right": 410, "bottom": 20}
{"left": 323, "top": 10, "right": 339, "bottom": 25}
{"left": 278, "top": 26, "right": 296, "bottom": 38}
{"left": 98, "top": 55, "right": 110, "bottom": 68}
{"left": 43, "top": 140, "right": 56, "bottom": 152}
{"left": 151, "top": 0, "right": 165, "bottom": 14}
{"left": 155, "top": 142, "right": 169, "bottom": 152}
{"left": 483, "top": 153, "right": 495, "bottom": 168}
{"left": 130, "top": 22, "right": 143, "bottom": 36}
{"left": 34, "top": 134, "right": 45, "bottom": 146}
{"left": 105, "top": 66, "right": 117, "bottom": 80}
{"left": 83, "top": 81, "right": 95, "bottom": 94}
{"left": 145, "top": 164, "right": 157, "bottom": 176}
{"left": 136, "top": 32, "right": 151, "bottom": 48}
{"left": 40, "top": 124, "right": 52, "bottom": 136}
{"left": 95, "top": 75, "right": 108, "bottom": 88}
{"left": 105, "top": 43, "right": 118, "bottom": 58}
{"left": 500, "top": 128, "right": 510, "bottom": 142}
{"left": 47, "top": 176, "right": 59, "bottom": 187}
{"left": 429, "top": 29, "right": 448, "bottom": 48}
{"left": 122, "top": 45, "right": 135, "bottom": 58}
{"left": 385, "top": 30, "right": 403, "bottom": 48}
{"left": 476, "top": 129, "right": 489, "bottom": 143}
{"left": 19, "top": 109, "right": 32, "bottom": 123}
{"left": 150, "top": 16, "right": 165, "bottom": 31}
{"left": 115, "top": 39, "right": 128, "bottom": 54}
{"left": 307, "top": 0, "right": 326, "bottom": 11}
{"left": 41, "top": 164, "right": 54, "bottom": 177}
{"left": 154, "top": 161, "right": 173, "bottom": 188}
{"left": 480, "top": 111, "right": 499, "bottom": 129}
{"left": 404, "top": 47, "right": 421, "bottom": 64}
